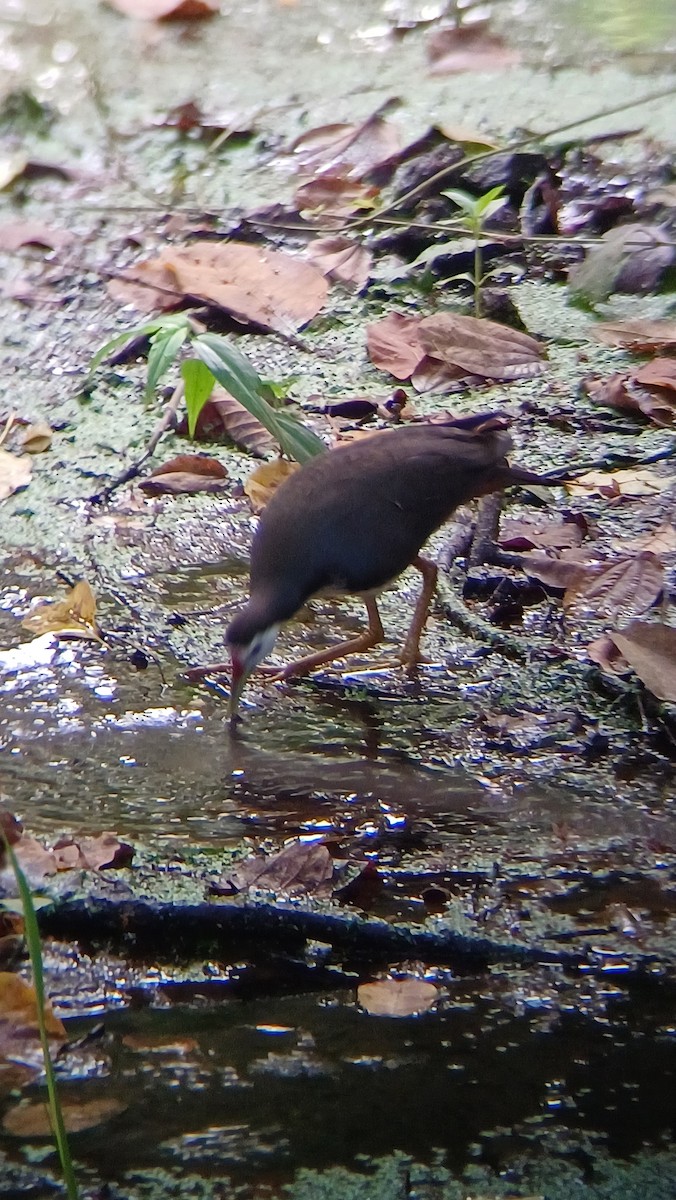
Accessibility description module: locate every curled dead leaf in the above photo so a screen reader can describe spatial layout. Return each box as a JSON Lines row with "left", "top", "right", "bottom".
{"left": 4, "top": 1097, "right": 127, "bottom": 1136}
{"left": 139, "top": 453, "right": 229, "bottom": 495}
{"left": 244, "top": 458, "right": 299, "bottom": 513}
{"left": 107, "top": 0, "right": 217, "bottom": 18}
{"left": 21, "top": 580, "right": 100, "bottom": 640}
{"left": 307, "top": 236, "right": 372, "bottom": 290}
{"left": 566, "top": 468, "right": 673, "bottom": 498}
{"left": 592, "top": 318, "right": 676, "bottom": 353}
{"left": 609, "top": 620, "right": 676, "bottom": 704}
{"left": 0, "top": 448, "right": 32, "bottom": 500}
{"left": 563, "top": 553, "right": 664, "bottom": 623}
{"left": 357, "top": 978, "right": 439, "bottom": 1017}
{"left": 20, "top": 422, "right": 52, "bottom": 454}
{"left": 225, "top": 840, "right": 334, "bottom": 895}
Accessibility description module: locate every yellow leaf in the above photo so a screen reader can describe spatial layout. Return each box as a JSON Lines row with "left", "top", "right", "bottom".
{"left": 22, "top": 581, "right": 100, "bottom": 640}
{"left": 244, "top": 458, "right": 299, "bottom": 514}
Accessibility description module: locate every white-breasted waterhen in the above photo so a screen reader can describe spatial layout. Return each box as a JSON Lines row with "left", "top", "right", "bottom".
{"left": 189, "top": 412, "right": 554, "bottom": 720}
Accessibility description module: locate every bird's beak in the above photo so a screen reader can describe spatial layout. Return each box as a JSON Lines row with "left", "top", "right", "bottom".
{"left": 227, "top": 652, "right": 247, "bottom": 724}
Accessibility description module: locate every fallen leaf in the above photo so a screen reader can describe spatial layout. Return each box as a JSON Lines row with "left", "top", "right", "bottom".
{"left": 499, "top": 517, "right": 584, "bottom": 552}
{"left": 4, "top": 1097, "right": 127, "bottom": 1136}
{"left": 427, "top": 23, "right": 520, "bottom": 74}
{"left": 634, "top": 357, "right": 676, "bottom": 393}
{"left": 609, "top": 620, "right": 676, "bottom": 703}
{"left": 618, "top": 522, "right": 676, "bottom": 556}
{"left": 564, "top": 553, "right": 664, "bottom": 623}
{"left": 294, "top": 175, "right": 379, "bottom": 219}
{"left": 566, "top": 468, "right": 673, "bottom": 498}
{"left": 195, "top": 388, "right": 277, "bottom": 457}
{"left": 244, "top": 458, "right": 299, "bottom": 513}
{"left": 307, "top": 236, "right": 372, "bottom": 289}
{"left": 21, "top": 580, "right": 100, "bottom": 640}
{"left": 226, "top": 840, "right": 334, "bottom": 895}
{"left": 12, "top": 835, "right": 57, "bottom": 885}
{"left": 0, "top": 221, "right": 74, "bottom": 252}
{"left": 0, "top": 973, "right": 65, "bottom": 1068}
{"left": 111, "top": 242, "right": 329, "bottom": 332}
{"left": 107, "top": 259, "right": 183, "bottom": 311}
{"left": 521, "top": 552, "right": 592, "bottom": 592}
{"left": 20, "top": 422, "right": 52, "bottom": 454}
{"left": 139, "top": 453, "right": 229, "bottom": 495}
{"left": 417, "top": 313, "right": 547, "bottom": 381}
{"left": 288, "top": 113, "right": 401, "bottom": 181}
{"left": 357, "top": 978, "right": 438, "bottom": 1017}
{"left": 366, "top": 312, "right": 426, "bottom": 380}
{"left": 0, "top": 449, "right": 32, "bottom": 500}
{"left": 584, "top": 372, "right": 676, "bottom": 427}
{"left": 107, "top": 0, "right": 217, "bottom": 18}
{"left": 52, "top": 833, "right": 134, "bottom": 871}
{"left": 586, "top": 633, "right": 629, "bottom": 675}
{"left": 592, "top": 318, "right": 676, "bottom": 353}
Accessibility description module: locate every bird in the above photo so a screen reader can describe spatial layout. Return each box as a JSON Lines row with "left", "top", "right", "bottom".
{"left": 188, "top": 412, "right": 553, "bottom": 720}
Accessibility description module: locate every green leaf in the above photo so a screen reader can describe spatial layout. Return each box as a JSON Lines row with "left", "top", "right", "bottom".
{"left": 441, "top": 188, "right": 476, "bottom": 216}
{"left": 145, "top": 324, "right": 188, "bottom": 400}
{"left": 474, "top": 185, "right": 505, "bottom": 215}
{"left": 88, "top": 315, "right": 188, "bottom": 377}
{"left": 193, "top": 333, "right": 325, "bottom": 463}
{"left": 181, "top": 358, "right": 216, "bottom": 438}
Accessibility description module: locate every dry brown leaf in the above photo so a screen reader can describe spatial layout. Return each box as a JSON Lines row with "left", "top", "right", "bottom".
{"left": 566, "top": 468, "right": 673, "bottom": 498}
{"left": 499, "top": 518, "right": 584, "bottom": 552}
{"left": 417, "top": 313, "right": 547, "bottom": 381}
{"left": 564, "top": 553, "right": 664, "bottom": 623}
{"left": 634, "top": 357, "right": 676, "bottom": 393}
{"left": 584, "top": 371, "right": 676, "bottom": 427}
{"left": 20, "top": 422, "right": 52, "bottom": 454}
{"left": 0, "top": 972, "right": 66, "bottom": 1066}
{"left": 52, "top": 833, "right": 134, "bottom": 871}
{"left": 521, "top": 552, "right": 592, "bottom": 592}
{"left": 107, "top": 259, "right": 183, "bottom": 311}
{"left": 227, "top": 840, "right": 334, "bottom": 895}
{"left": 114, "top": 242, "right": 329, "bottom": 331}
{"left": 366, "top": 312, "right": 426, "bottom": 379}
{"left": 4, "top": 1097, "right": 127, "bottom": 1137}
{"left": 0, "top": 221, "right": 74, "bottom": 252}
{"left": 307, "top": 236, "right": 372, "bottom": 289}
{"left": 294, "top": 175, "right": 378, "bottom": 219}
{"left": 244, "top": 458, "right": 299, "bottom": 513}
{"left": 139, "top": 453, "right": 229, "bottom": 495}
{"left": 12, "top": 835, "right": 57, "bottom": 885}
{"left": 592, "top": 319, "right": 676, "bottom": 352}
{"left": 586, "top": 633, "right": 629, "bottom": 675}
{"left": 200, "top": 388, "right": 277, "bottom": 457}
{"left": 107, "top": 0, "right": 217, "bottom": 18}
{"left": 0, "top": 448, "right": 32, "bottom": 500}
{"left": 609, "top": 620, "right": 676, "bottom": 703}
{"left": 357, "top": 978, "right": 438, "bottom": 1017}
{"left": 427, "top": 22, "right": 520, "bottom": 74}
{"left": 618, "top": 522, "right": 676, "bottom": 556}
{"left": 289, "top": 115, "right": 401, "bottom": 181}
{"left": 22, "top": 580, "right": 100, "bottom": 640}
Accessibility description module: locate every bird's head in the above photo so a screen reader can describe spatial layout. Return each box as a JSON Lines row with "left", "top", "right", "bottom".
{"left": 226, "top": 610, "right": 280, "bottom": 721}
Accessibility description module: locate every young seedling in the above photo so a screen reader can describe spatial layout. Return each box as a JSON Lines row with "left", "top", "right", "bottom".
{"left": 90, "top": 317, "right": 325, "bottom": 465}
{"left": 441, "top": 185, "right": 508, "bottom": 317}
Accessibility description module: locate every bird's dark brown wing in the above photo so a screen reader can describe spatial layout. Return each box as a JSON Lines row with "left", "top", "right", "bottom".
{"left": 249, "top": 415, "right": 515, "bottom": 609}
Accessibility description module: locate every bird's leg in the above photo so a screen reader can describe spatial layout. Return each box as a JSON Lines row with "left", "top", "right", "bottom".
{"left": 261, "top": 595, "right": 385, "bottom": 681}
{"left": 399, "top": 555, "right": 438, "bottom": 674}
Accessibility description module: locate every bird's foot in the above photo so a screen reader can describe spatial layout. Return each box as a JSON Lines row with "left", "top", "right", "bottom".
{"left": 184, "top": 661, "right": 231, "bottom": 682}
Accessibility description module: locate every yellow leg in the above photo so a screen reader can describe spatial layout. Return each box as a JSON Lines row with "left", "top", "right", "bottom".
{"left": 261, "top": 595, "right": 385, "bottom": 681}
{"left": 399, "top": 555, "right": 438, "bottom": 673}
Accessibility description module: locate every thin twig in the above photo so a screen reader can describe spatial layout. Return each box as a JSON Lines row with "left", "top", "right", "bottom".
{"left": 88, "top": 381, "right": 184, "bottom": 504}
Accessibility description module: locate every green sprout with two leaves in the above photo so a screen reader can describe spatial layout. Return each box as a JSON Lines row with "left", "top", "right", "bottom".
{"left": 91, "top": 317, "right": 325, "bottom": 466}
{"left": 406, "top": 185, "right": 508, "bottom": 317}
